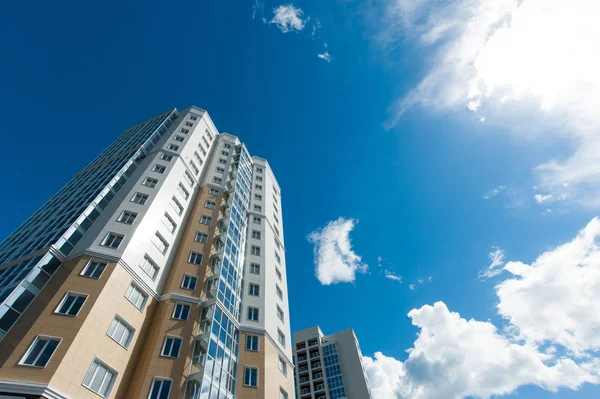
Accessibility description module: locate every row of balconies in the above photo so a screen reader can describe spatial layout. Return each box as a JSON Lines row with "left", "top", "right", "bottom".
{"left": 296, "top": 339, "right": 320, "bottom": 351}
{"left": 300, "top": 384, "right": 325, "bottom": 396}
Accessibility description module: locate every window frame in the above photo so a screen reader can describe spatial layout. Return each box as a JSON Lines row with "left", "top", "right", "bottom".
{"left": 161, "top": 335, "right": 183, "bottom": 358}
{"left": 101, "top": 232, "right": 124, "bottom": 249}
{"left": 82, "top": 357, "right": 118, "bottom": 398}
{"left": 195, "top": 232, "right": 209, "bottom": 243}
{"left": 117, "top": 210, "right": 138, "bottom": 225}
{"left": 55, "top": 291, "right": 88, "bottom": 317}
{"left": 125, "top": 283, "right": 148, "bottom": 311}
{"left": 204, "top": 200, "right": 216, "bottom": 210}
{"left": 244, "top": 366, "right": 259, "bottom": 387}
{"left": 131, "top": 192, "right": 149, "bottom": 205}
{"left": 152, "top": 164, "right": 167, "bottom": 174}
{"left": 188, "top": 251, "right": 203, "bottom": 265}
{"left": 81, "top": 259, "right": 108, "bottom": 279}
{"left": 247, "top": 306, "right": 259, "bottom": 321}
{"left": 148, "top": 377, "right": 173, "bottom": 399}
{"left": 248, "top": 283, "right": 260, "bottom": 296}
{"left": 246, "top": 334, "right": 259, "bottom": 351}
{"left": 172, "top": 302, "right": 191, "bottom": 320}
{"left": 159, "top": 153, "right": 173, "bottom": 162}
{"left": 250, "top": 263, "right": 260, "bottom": 275}
{"left": 140, "top": 255, "right": 159, "bottom": 280}
{"left": 142, "top": 177, "right": 159, "bottom": 188}
{"left": 181, "top": 274, "right": 198, "bottom": 290}
{"left": 200, "top": 215, "right": 213, "bottom": 225}
{"left": 19, "top": 335, "right": 62, "bottom": 368}
{"left": 106, "top": 315, "right": 135, "bottom": 349}
{"left": 152, "top": 232, "right": 169, "bottom": 254}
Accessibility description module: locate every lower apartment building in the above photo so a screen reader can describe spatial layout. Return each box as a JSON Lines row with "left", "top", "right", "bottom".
{"left": 293, "top": 327, "right": 372, "bottom": 399}
{"left": 0, "top": 106, "right": 294, "bottom": 399}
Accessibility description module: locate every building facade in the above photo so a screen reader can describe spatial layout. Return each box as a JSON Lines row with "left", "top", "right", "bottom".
{"left": 0, "top": 106, "right": 294, "bottom": 399}
{"left": 293, "top": 327, "right": 371, "bottom": 399}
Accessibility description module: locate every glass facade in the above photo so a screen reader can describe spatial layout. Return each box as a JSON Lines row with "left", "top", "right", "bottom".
{"left": 323, "top": 343, "right": 347, "bottom": 399}
{"left": 0, "top": 110, "right": 178, "bottom": 340}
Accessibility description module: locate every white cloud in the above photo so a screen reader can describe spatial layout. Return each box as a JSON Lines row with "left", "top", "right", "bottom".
{"left": 482, "top": 185, "right": 506, "bottom": 199}
{"left": 312, "top": 18, "right": 321, "bottom": 39}
{"left": 378, "top": 0, "right": 600, "bottom": 207}
{"left": 408, "top": 284, "right": 415, "bottom": 291}
{"left": 534, "top": 193, "right": 553, "bottom": 203}
{"left": 417, "top": 278, "right": 424, "bottom": 284}
{"left": 479, "top": 246, "right": 506, "bottom": 278}
{"left": 252, "top": 0, "right": 265, "bottom": 19}
{"left": 317, "top": 51, "right": 332, "bottom": 63}
{"left": 270, "top": 4, "right": 307, "bottom": 33}
{"left": 308, "top": 217, "right": 368, "bottom": 285}
{"left": 364, "top": 218, "right": 600, "bottom": 398}
{"left": 385, "top": 270, "right": 402, "bottom": 282}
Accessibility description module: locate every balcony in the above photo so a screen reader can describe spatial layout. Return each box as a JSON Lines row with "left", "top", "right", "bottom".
{"left": 312, "top": 373, "right": 323, "bottom": 381}
{"left": 314, "top": 384, "right": 325, "bottom": 392}
{"left": 310, "top": 352, "right": 320, "bottom": 359}
{"left": 298, "top": 366, "right": 309, "bottom": 373}
{"left": 297, "top": 356, "right": 307, "bottom": 363}
{"left": 309, "top": 340, "right": 318, "bottom": 347}
{"left": 311, "top": 362, "right": 322, "bottom": 370}
{"left": 299, "top": 377, "right": 310, "bottom": 384}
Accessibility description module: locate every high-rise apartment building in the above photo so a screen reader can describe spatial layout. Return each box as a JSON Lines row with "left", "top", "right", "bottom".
{"left": 0, "top": 106, "right": 294, "bottom": 399}
{"left": 293, "top": 327, "right": 371, "bottom": 399}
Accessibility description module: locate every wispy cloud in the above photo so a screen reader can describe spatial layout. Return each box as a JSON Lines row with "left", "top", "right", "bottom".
{"left": 252, "top": 0, "right": 265, "bottom": 20}
{"left": 483, "top": 185, "right": 507, "bottom": 200}
{"left": 308, "top": 218, "right": 368, "bottom": 285}
{"left": 534, "top": 193, "right": 553, "bottom": 203}
{"left": 270, "top": 4, "right": 307, "bottom": 33}
{"left": 317, "top": 51, "right": 332, "bottom": 63}
{"left": 385, "top": 270, "right": 402, "bottom": 282}
{"left": 408, "top": 284, "right": 415, "bottom": 290}
{"left": 479, "top": 246, "right": 506, "bottom": 278}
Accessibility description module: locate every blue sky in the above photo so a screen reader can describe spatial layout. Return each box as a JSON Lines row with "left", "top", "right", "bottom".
{"left": 1, "top": 0, "right": 600, "bottom": 398}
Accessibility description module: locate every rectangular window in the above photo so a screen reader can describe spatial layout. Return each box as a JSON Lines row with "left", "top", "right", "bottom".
{"left": 190, "top": 161, "right": 200, "bottom": 175}
{"left": 253, "top": 217, "right": 261, "bottom": 225}
{"left": 81, "top": 260, "right": 107, "bottom": 279}
{"left": 276, "top": 285, "right": 283, "bottom": 300}
{"left": 274, "top": 226, "right": 280, "bottom": 237}
{"left": 161, "top": 336, "right": 183, "bottom": 358}
{"left": 118, "top": 210, "right": 137, "bottom": 225}
{"left": 172, "top": 303, "right": 191, "bottom": 320}
{"left": 218, "top": 158, "right": 227, "bottom": 165}
{"left": 252, "top": 230, "right": 261, "bottom": 239}
{"left": 254, "top": 194, "right": 262, "bottom": 200}
{"left": 209, "top": 188, "right": 220, "bottom": 195}
{"left": 255, "top": 184, "right": 262, "bottom": 190}
{"left": 20, "top": 336, "right": 60, "bottom": 367}
{"left": 276, "top": 268, "right": 282, "bottom": 281}
{"left": 101, "top": 232, "right": 124, "bottom": 249}
{"left": 125, "top": 283, "right": 148, "bottom": 311}
{"left": 142, "top": 177, "right": 159, "bottom": 188}
{"left": 274, "top": 214, "right": 280, "bottom": 224}
{"left": 140, "top": 255, "right": 159, "bottom": 280}
{"left": 153, "top": 164, "right": 167, "bottom": 174}
{"left": 184, "top": 171, "right": 195, "bottom": 187}
{"left": 216, "top": 166, "right": 225, "bottom": 173}
{"left": 275, "top": 240, "right": 281, "bottom": 250}
{"left": 213, "top": 176, "right": 222, "bottom": 184}
{"left": 224, "top": 143, "right": 231, "bottom": 149}
{"left": 170, "top": 197, "right": 183, "bottom": 215}
{"left": 277, "top": 306, "right": 284, "bottom": 321}
{"left": 174, "top": 135, "right": 185, "bottom": 142}
{"left": 195, "top": 232, "right": 208, "bottom": 243}
{"left": 131, "top": 192, "right": 149, "bottom": 205}
{"left": 107, "top": 316, "right": 134, "bottom": 349}
{"left": 256, "top": 176, "right": 263, "bottom": 182}
{"left": 199, "top": 145, "right": 207, "bottom": 156}
{"left": 149, "top": 378, "right": 172, "bottom": 399}
{"left": 256, "top": 167, "right": 263, "bottom": 173}
{"left": 200, "top": 215, "right": 213, "bottom": 225}
{"left": 246, "top": 334, "right": 259, "bottom": 351}
{"left": 277, "top": 329, "right": 286, "bottom": 347}
{"left": 83, "top": 358, "right": 117, "bottom": 398}
{"left": 244, "top": 366, "right": 258, "bottom": 387}
{"left": 184, "top": 121, "right": 193, "bottom": 127}
{"left": 182, "top": 274, "right": 198, "bottom": 290}
{"left": 189, "top": 114, "right": 198, "bottom": 121}
{"left": 280, "top": 388, "right": 289, "bottom": 399}
{"left": 178, "top": 183, "right": 190, "bottom": 200}
{"left": 54, "top": 292, "right": 87, "bottom": 316}
{"left": 251, "top": 246, "right": 261, "bottom": 256}
{"left": 162, "top": 213, "right": 177, "bottom": 233}
{"left": 221, "top": 150, "right": 229, "bottom": 157}
{"left": 179, "top": 128, "right": 190, "bottom": 134}
{"left": 202, "top": 137, "right": 210, "bottom": 148}
{"left": 152, "top": 233, "right": 169, "bottom": 254}
{"left": 206, "top": 130, "right": 213, "bottom": 140}
{"left": 250, "top": 263, "right": 260, "bottom": 275}
{"left": 247, "top": 307, "right": 259, "bottom": 321}
{"left": 254, "top": 205, "right": 262, "bottom": 212}
{"left": 193, "top": 151, "right": 203, "bottom": 165}
{"left": 205, "top": 200, "right": 216, "bottom": 210}
{"left": 275, "top": 252, "right": 281, "bottom": 264}
{"left": 249, "top": 283, "right": 260, "bottom": 296}
{"left": 278, "top": 356, "right": 287, "bottom": 375}
{"left": 188, "top": 251, "right": 203, "bottom": 265}
{"left": 159, "top": 153, "right": 173, "bottom": 162}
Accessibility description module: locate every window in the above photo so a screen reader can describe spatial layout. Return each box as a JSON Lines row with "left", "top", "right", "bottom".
{"left": 205, "top": 200, "right": 216, "bottom": 210}
{"left": 246, "top": 334, "right": 259, "bottom": 351}
{"left": 161, "top": 336, "right": 183, "bottom": 358}
{"left": 55, "top": 292, "right": 86, "bottom": 316}
{"left": 275, "top": 252, "right": 281, "bottom": 264}
{"left": 198, "top": 145, "right": 207, "bottom": 156}
{"left": 172, "top": 303, "right": 191, "bottom": 320}
{"left": 209, "top": 188, "right": 220, "bottom": 195}
{"left": 182, "top": 275, "right": 198, "bottom": 290}
{"left": 251, "top": 246, "right": 261, "bottom": 256}
{"left": 278, "top": 356, "right": 287, "bottom": 375}
{"left": 178, "top": 183, "right": 190, "bottom": 200}
{"left": 274, "top": 226, "right": 280, "bottom": 237}
{"left": 255, "top": 184, "right": 262, "bottom": 190}
{"left": 216, "top": 166, "right": 225, "bottom": 173}
{"left": 244, "top": 366, "right": 258, "bottom": 387}
{"left": 195, "top": 232, "right": 208, "bottom": 243}
{"left": 280, "top": 388, "right": 289, "bottom": 399}
{"left": 179, "top": 128, "right": 190, "bottom": 134}
{"left": 83, "top": 358, "right": 117, "bottom": 398}
{"left": 275, "top": 240, "right": 281, "bottom": 250}
{"left": 190, "top": 161, "right": 199, "bottom": 175}
{"left": 170, "top": 197, "right": 183, "bottom": 215}
{"left": 254, "top": 194, "right": 262, "bottom": 201}
{"left": 118, "top": 210, "right": 137, "bottom": 225}
{"left": 256, "top": 176, "right": 263, "bottom": 182}
{"left": 249, "top": 283, "right": 260, "bottom": 296}
{"left": 200, "top": 215, "right": 212, "bottom": 225}
{"left": 277, "top": 329, "right": 286, "bottom": 347}
{"left": 252, "top": 230, "right": 261, "bottom": 239}
{"left": 276, "top": 268, "right": 282, "bottom": 281}
{"left": 253, "top": 217, "right": 261, "bottom": 225}
{"left": 277, "top": 306, "right": 284, "bottom": 321}
{"left": 224, "top": 143, "right": 231, "bottom": 149}
{"left": 153, "top": 164, "right": 167, "bottom": 174}
{"left": 174, "top": 135, "right": 185, "bottom": 142}
{"left": 125, "top": 283, "right": 148, "bottom": 311}
{"left": 140, "top": 255, "right": 159, "bottom": 280}
{"left": 221, "top": 150, "right": 229, "bottom": 157}
{"left": 250, "top": 263, "right": 260, "bottom": 275}
{"left": 256, "top": 167, "right": 263, "bottom": 173}
{"left": 189, "top": 114, "right": 198, "bottom": 121}
{"left": 274, "top": 214, "right": 280, "bottom": 225}
{"left": 254, "top": 205, "right": 262, "bottom": 212}
{"left": 81, "top": 260, "right": 107, "bottom": 279}
{"left": 101, "top": 232, "right": 123, "bottom": 249}
{"left": 213, "top": 176, "right": 222, "bottom": 184}
{"left": 142, "top": 177, "right": 159, "bottom": 188}
{"left": 218, "top": 158, "right": 227, "bottom": 165}
{"left": 202, "top": 137, "right": 210, "bottom": 148}
{"left": 188, "top": 251, "right": 203, "bottom": 265}
{"left": 274, "top": 205, "right": 280, "bottom": 215}
{"left": 184, "top": 121, "right": 193, "bottom": 127}
{"left": 20, "top": 336, "right": 60, "bottom": 367}
{"left": 276, "top": 285, "right": 283, "bottom": 300}
{"left": 194, "top": 151, "right": 203, "bottom": 165}
{"left": 107, "top": 316, "right": 134, "bottom": 349}
{"left": 149, "top": 378, "right": 172, "bottom": 399}
{"left": 152, "top": 233, "right": 169, "bottom": 254}
{"left": 247, "top": 307, "right": 259, "bottom": 321}
{"left": 159, "top": 153, "right": 173, "bottom": 162}
{"left": 162, "top": 213, "right": 177, "bottom": 233}
{"left": 132, "top": 192, "right": 149, "bottom": 205}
